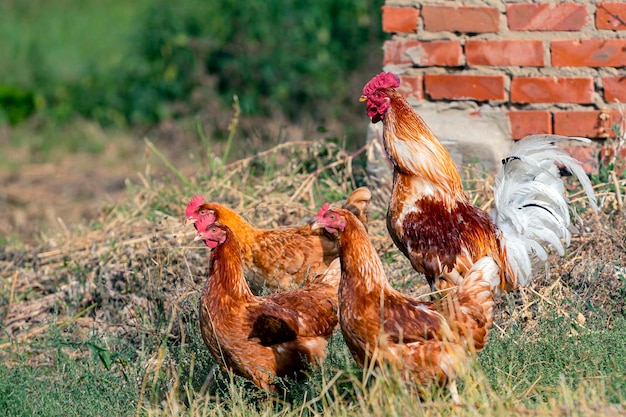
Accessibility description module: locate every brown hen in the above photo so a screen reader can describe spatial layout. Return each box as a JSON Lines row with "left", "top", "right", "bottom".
{"left": 185, "top": 187, "right": 371, "bottom": 292}
{"left": 194, "top": 217, "right": 340, "bottom": 393}
{"left": 312, "top": 204, "right": 500, "bottom": 403}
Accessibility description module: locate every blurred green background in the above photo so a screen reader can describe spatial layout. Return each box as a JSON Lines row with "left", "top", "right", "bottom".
{"left": 0, "top": 0, "right": 385, "bottom": 131}
{"left": 0, "top": 0, "right": 385, "bottom": 242}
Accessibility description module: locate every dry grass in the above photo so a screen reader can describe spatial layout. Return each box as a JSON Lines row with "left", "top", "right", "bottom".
{"left": 1, "top": 136, "right": 625, "bottom": 415}
{"left": 1, "top": 135, "right": 624, "bottom": 346}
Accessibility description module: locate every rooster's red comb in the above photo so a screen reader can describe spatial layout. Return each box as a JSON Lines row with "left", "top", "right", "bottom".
{"left": 362, "top": 72, "right": 400, "bottom": 96}
{"left": 316, "top": 202, "right": 331, "bottom": 219}
{"left": 185, "top": 195, "right": 205, "bottom": 218}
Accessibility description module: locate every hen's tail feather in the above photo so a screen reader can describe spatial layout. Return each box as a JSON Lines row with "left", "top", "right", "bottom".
{"left": 457, "top": 256, "right": 500, "bottom": 310}
{"left": 342, "top": 187, "right": 372, "bottom": 229}
{"left": 309, "top": 258, "right": 341, "bottom": 287}
{"left": 391, "top": 258, "right": 498, "bottom": 396}
{"left": 493, "top": 134, "right": 598, "bottom": 287}
{"left": 442, "top": 256, "right": 499, "bottom": 354}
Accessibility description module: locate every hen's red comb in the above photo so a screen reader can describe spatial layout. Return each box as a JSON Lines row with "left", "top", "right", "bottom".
{"left": 362, "top": 72, "right": 400, "bottom": 96}
{"left": 185, "top": 195, "right": 205, "bottom": 218}
{"left": 195, "top": 214, "right": 214, "bottom": 232}
{"left": 316, "top": 202, "right": 331, "bottom": 219}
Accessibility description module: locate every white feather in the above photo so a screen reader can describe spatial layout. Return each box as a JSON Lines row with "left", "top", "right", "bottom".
{"left": 493, "top": 135, "right": 597, "bottom": 286}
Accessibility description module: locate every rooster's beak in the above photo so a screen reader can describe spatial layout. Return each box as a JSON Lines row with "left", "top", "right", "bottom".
{"left": 184, "top": 217, "right": 197, "bottom": 226}
{"left": 359, "top": 95, "right": 367, "bottom": 102}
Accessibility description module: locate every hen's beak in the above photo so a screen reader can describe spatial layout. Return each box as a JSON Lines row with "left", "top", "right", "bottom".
{"left": 193, "top": 234, "right": 203, "bottom": 242}
{"left": 359, "top": 95, "right": 367, "bottom": 102}
{"left": 184, "top": 217, "right": 197, "bottom": 226}
{"left": 310, "top": 222, "right": 321, "bottom": 231}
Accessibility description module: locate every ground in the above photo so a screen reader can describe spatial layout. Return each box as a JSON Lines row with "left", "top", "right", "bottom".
{"left": 0, "top": 115, "right": 360, "bottom": 245}
{"left": 0, "top": 125, "right": 625, "bottom": 416}
{"left": 1, "top": 150, "right": 139, "bottom": 242}
{"left": 2, "top": 130, "right": 624, "bottom": 339}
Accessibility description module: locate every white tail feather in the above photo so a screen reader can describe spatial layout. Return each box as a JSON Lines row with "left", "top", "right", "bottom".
{"left": 493, "top": 135, "right": 597, "bottom": 287}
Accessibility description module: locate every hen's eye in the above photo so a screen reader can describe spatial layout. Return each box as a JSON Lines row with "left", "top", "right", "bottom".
{"left": 199, "top": 209, "right": 206, "bottom": 215}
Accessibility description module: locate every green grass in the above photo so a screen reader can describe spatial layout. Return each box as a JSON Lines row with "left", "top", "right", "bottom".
{"left": 0, "top": 119, "right": 143, "bottom": 172}
{"left": 480, "top": 314, "right": 626, "bottom": 405}
{"left": 1, "top": 314, "right": 624, "bottom": 416}
{"left": 1, "top": 129, "right": 624, "bottom": 416}
{"left": 0, "top": 0, "right": 152, "bottom": 87}
{"left": 0, "top": 327, "right": 138, "bottom": 416}
{"left": 0, "top": 0, "right": 155, "bottom": 164}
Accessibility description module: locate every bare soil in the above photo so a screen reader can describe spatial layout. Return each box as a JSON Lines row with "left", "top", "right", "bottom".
{"left": 1, "top": 152, "right": 138, "bottom": 242}
{"left": 0, "top": 114, "right": 363, "bottom": 244}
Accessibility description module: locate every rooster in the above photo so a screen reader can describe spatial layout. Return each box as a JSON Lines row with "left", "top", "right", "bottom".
{"left": 185, "top": 187, "right": 371, "bottom": 292}
{"left": 194, "top": 216, "right": 340, "bottom": 393}
{"left": 312, "top": 204, "right": 500, "bottom": 403}
{"left": 360, "top": 72, "right": 597, "bottom": 291}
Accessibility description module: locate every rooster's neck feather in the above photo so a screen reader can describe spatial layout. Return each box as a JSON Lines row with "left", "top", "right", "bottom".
{"left": 383, "top": 92, "right": 465, "bottom": 200}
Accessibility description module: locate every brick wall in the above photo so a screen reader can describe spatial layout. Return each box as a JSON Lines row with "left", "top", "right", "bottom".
{"left": 381, "top": 0, "right": 626, "bottom": 173}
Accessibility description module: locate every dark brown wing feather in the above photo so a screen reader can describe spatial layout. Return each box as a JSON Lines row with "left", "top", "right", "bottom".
{"left": 381, "top": 292, "right": 442, "bottom": 343}
{"left": 397, "top": 198, "right": 499, "bottom": 286}
{"left": 265, "top": 281, "right": 339, "bottom": 338}
{"left": 251, "top": 227, "right": 335, "bottom": 286}
{"left": 248, "top": 312, "right": 298, "bottom": 346}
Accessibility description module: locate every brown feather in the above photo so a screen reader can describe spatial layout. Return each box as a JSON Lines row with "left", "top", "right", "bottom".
{"left": 373, "top": 88, "right": 511, "bottom": 290}
{"left": 312, "top": 207, "right": 497, "bottom": 394}
{"left": 198, "top": 225, "right": 339, "bottom": 393}
{"left": 192, "top": 187, "right": 371, "bottom": 292}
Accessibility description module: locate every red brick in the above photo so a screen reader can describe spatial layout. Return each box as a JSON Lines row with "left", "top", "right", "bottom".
{"left": 398, "top": 75, "right": 423, "bottom": 102}
{"left": 383, "top": 40, "right": 463, "bottom": 67}
{"left": 466, "top": 40, "right": 544, "bottom": 66}
{"left": 511, "top": 77, "right": 594, "bottom": 104}
{"left": 424, "top": 74, "right": 506, "bottom": 101}
{"left": 422, "top": 5, "right": 499, "bottom": 33}
{"left": 382, "top": 6, "right": 419, "bottom": 33}
{"left": 553, "top": 110, "right": 622, "bottom": 138}
{"left": 603, "top": 76, "right": 626, "bottom": 103}
{"left": 507, "top": 3, "right": 588, "bottom": 31}
{"left": 552, "top": 39, "right": 626, "bottom": 67}
{"left": 596, "top": 2, "right": 626, "bottom": 30}
{"left": 508, "top": 111, "right": 552, "bottom": 140}
{"left": 561, "top": 146, "right": 597, "bottom": 174}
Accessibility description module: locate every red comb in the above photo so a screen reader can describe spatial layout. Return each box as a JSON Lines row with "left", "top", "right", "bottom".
{"left": 185, "top": 195, "right": 205, "bottom": 218}
{"left": 362, "top": 72, "right": 400, "bottom": 96}
{"left": 316, "top": 202, "right": 331, "bottom": 219}
{"left": 196, "top": 214, "right": 214, "bottom": 232}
